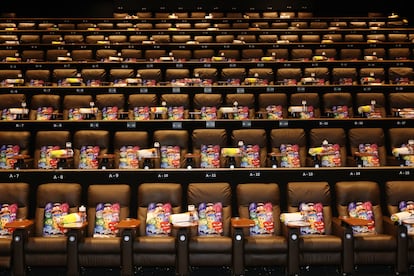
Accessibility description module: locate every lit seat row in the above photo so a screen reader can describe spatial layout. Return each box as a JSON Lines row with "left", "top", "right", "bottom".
{"left": 1, "top": 91, "right": 414, "bottom": 121}
{"left": 0, "top": 66, "right": 414, "bottom": 87}
{"left": 2, "top": 180, "right": 414, "bottom": 275}
{"left": 1, "top": 127, "right": 413, "bottom": 170}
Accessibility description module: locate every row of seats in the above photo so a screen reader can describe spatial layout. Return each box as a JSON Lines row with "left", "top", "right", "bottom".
{"left": 2, "top": 180, "right": 414, "bottom": 275}
{"left": 1, "top": 92, "right": 414, "bottom": 121}
{"left": 2, "top": 32, "right": 414, "bottom": 45}
{"left": 2, "top": 46, "right": 414, "bottom": 62}
{"left": 1, "top": 127, "right": 413, "bottom": 170}
{"left": 1, "top": 66, "right": 413, "bottom": 86}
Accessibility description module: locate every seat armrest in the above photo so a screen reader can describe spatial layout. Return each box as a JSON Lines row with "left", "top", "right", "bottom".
{"left": 332, "top": 217, "right": 346, "bottom": 237}
{"left": 5, "top": 219, "right": 33, "bottom": 230}
{"left": 383, "top": 216, "right": 398, "bottom": 236}
{"left": 118, "top": 218, "right": 140, "bottom": 276}
{"left": 339, "top": 216, "right": 372, "bottom": 227}
{"left": 117, "top": 218, "right": 140, "bottom": 239}
{"left": 117, "top": 218, "right": 140, "bottom": 229}
{"left": 231, "top": 217, "right": 254, "bottom": 229}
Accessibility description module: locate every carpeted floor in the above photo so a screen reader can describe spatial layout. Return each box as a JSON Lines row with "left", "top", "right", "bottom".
{"left": 11, "top": 265, "right": 412, "bottom": 275}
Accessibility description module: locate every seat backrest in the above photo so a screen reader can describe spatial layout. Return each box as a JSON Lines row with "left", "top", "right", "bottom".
{"left": 388, "top": 128, "right": 414, "bottom": 151}
{"left": 220, "top": 68, "right": 246, "bottom": 83}
{"left": 96, "top": 49, "right": 117, "bottom": 61}
{"left": 0, "top": 49, "right": 18, "bottom": 60}
{"left": 289, "top": 93, "right": 321, "bottom": 118}
{"left": 348, "top": 128, "right": 386, "bottom": 166}
{"left": 363, "top": 48, "right": 386, "bottom": 59}
{"left": 322, "top": 92, "right": 353, "bottom": 118}
{"left": 388, "top": 92, "right": 414, "bottom": 113}
{"left": 25, "top": 69, "right": 51, "bottom": 86}
{"left": 71, "top": 50, "right": 94, "bottom": 61}
{"left": 0, "top": 93, "right": 25, "bottom": 110}
{"left": 192, "top": 93, "right": 222, "bottom": 119}
{"left": 266, "top": 49, "right": 289, "bottom": 60}
{"left": 127, "top": 94, "right": 158, "bottom": 120}
{"left": 224, "top": 93, "right": 256, "bottom": 119}
{"left": 388, "top": 48, "right": 411, "bottom": 60}
{"left": 170, "top": 49, "right": 192, "bottom": 61}
{"left": 22, "top": 50, "right": 45, "bottom": 61}
{"left": 34, "top": 183, "right": 82, "bottom": 236}
{"left": 241, "top": 49, "right": 263, "bottom": 60}
{"left": 217, "top": 49, "right": 240, "bottom": 60}
{"left": 86, "top": 184, "right": 130, "bottom": 237}
{"left": 359, "top": 68, "right": 385, "bottom": 84}
{"left": 137, "top": 183, "right": 182, "bottom": 236}
{"left": 62, "top": 95, "right": 94, "bottom": 120}
{"left": 108, "top": 35, "right": 127, "bottom": 43}
{"left": 95, "top": 94, "right": 125, "bottom": 120}
{"left": 231, "top": 129, "right": 267, "bottom": 167}
{"left": 165, "top": 69, "right": 190, "bottom": 82}
{"left": 191, "top": 129, "right": 228, "bottom": 168}
{"left": 33, "top": 131, "right": 71, "bottom": 168}
{"left": 72, "top": 130, "right": 110, "bottom": 168}
{"left": 160, "top": 94, "right": 190, "bottom": 119}
{"left": 120, "top": 49, "right": 142, "bottom": 60}
{"left": 258, "top": 34, "right": 278, "bottom": 43}
{"left": 287, "top": 181, "right": 333, "bottom": 234}
{"left": 0, "top": 182, "right": 29, "bottom": 220}
{"left": 109, "top": 68, "right": 135, "bottom": 83}
{"left": 388, "top": 67, "right": 414, "bottom": 84}
{"left": 331, "top": 68, "right": 358, "bottom": 85}
{"left": 385, "top": 181, "right": 414, "bottom": 216}
{"left": 137, "top": 69, "right": 162, "bottom": 83}
{"left": 52, "top": 68, "right": 79, "bottom": 85}
{"left": 301, "top": 34, "right": 321, "bottom": 42}
{"left": 309, "top": 128, "right": 347, "bottom": 166}
{"left": 81, "top": 68, "right": 107, "bottom": 84}
{"left": 113, "top": 131, "right": 149, "bottom": 169}
{"left": 153, "top": 130, "right": 189, "bottom": 168}
{"left": 0, "top": 131, "right": 31, "bottom": 156}
{"left": 303, "top": 67, "right": 330, "bottom": 84}
{"left": 215, "top": 35, "right": 235, "bottom": 43}
{"left": 270, "top": 128, "right": 307, "bottom": 167}
{"left": 193, "top": 68, "right": 218, "bottom": 83}
{"left": 29, "top": 94, "right": 60, "bottom": 120}
{"left": 339, "top": 49, "right": 362, "bottom": 60}
{"left": 187, "top": 182, "right": 232, "bottom": 236}
{"left": 291, "top": 49, "right": 313, "bottom": 61}
{"left": 63, "top": 35, "right": 83, "bottom": 43}
{"left": 20, "top": 34, "right": 40, "bottom": 44}
{"left": 46, "top": 49, "right": 70, "bottom": 62}
{"left": 335, "top": 181, "right": 384, "bottom": 233}
{"left": 276, "top": 68, "right": 302, "bottom": 85}
{"left": 257, "top": 93, "right": 288, "bottom": 118}
{"left": 355, "top": 93, "right": 386, "bottom": 118}
{"left": 129, "top": 35, "right": 149, "bottom": 42}
{"left": 247, "top": 68, "right": 274, "bottom": 84}
{"left": 41, "top": 34, "right": 62, "bottom": 44}
{"left": 237, "top": 183, "right": 282, "bottom": 235}
{"left": 0, "top": 69, "right": 22, "bottom": 82}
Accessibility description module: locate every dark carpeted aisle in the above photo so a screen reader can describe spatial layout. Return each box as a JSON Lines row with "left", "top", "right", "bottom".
{"left": 13, "top": 265, "right": 413, "bottom": 275}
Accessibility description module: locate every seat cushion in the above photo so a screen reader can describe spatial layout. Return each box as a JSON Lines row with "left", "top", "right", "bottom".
{"left": 300, "top": 235, "right": 342, "bottom": 251}
{"left": 0, "top": 238, "right": 11, "bottom": 254}
{"left": 134, "top": 236, "right": 176, "bottom": 253}
{"left": 354, "top": 234, "right": 396, "bottom": 251}
{"left": 244, "top": 235, "right": 287, "bottom": 253}
{"left": 189, "top": 236, "right": 232, "bottom": 253}
{"left": 78, "top": 237, "right": 120, "bottom": 253}
{"left": 26, "top": 236, "right": 67, "bottom": 253}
